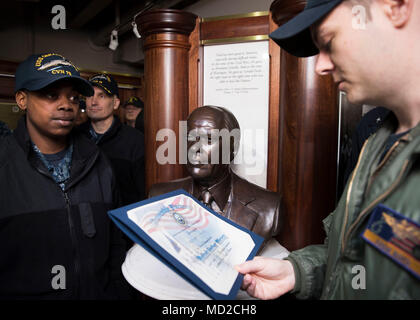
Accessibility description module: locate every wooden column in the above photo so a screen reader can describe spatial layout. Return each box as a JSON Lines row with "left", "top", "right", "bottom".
{"left": 271, "top": 0, "right": 339, "bottom": 251}
{"left": 136, "top": 9, "right": 197, "bottom": 191}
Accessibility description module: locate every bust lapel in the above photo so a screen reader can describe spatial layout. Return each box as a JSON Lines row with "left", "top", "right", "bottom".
{"left": 229, "top": 174, "right": 258, "bottom": 231}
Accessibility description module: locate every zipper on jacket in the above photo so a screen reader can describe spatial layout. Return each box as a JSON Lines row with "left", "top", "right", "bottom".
{"left": 341, "top": 135, "right": 408, "bottom": 253}
{"left": 30, "top": 147, "right": 95, "bottom": 299}
{"left": 63, "top": 190, "right": 81, "bottom": 298}
{"left": 365, "top": 140, "right": 402, "bottom": 195}
{"left": 340, "top": 140, "right": 369, "bottom": 253}
{"left": 341, "top": 159, "right": 410, "bottom": 254}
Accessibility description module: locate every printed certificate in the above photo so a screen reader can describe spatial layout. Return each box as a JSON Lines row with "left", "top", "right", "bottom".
{"left": 108, "top": 189, "right": 263, "bottom": 300}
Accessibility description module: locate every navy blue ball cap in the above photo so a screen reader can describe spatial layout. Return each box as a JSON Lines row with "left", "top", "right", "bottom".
{"left": 89, "top": 73, "right": 119, "bottom": 97}
{"left": 123, "top": 96, "right": 144, "bottom": 109}
{"left": 15, "top": 53, "right": 94, "bottom": 96}
{"left": 269, "top": 0, "right": 343, "bottom": 57}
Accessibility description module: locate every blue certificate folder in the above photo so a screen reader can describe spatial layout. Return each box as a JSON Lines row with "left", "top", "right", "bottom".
{"left": 108, "top": 189, "right": 263, "bottom": 300}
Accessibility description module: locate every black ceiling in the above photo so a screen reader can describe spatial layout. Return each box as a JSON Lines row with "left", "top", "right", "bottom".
{"left": 0, "top": 0, "right": 200, "bottom": 42}
{"left": 0, "top": 0, "right": 201, "bottom": 70}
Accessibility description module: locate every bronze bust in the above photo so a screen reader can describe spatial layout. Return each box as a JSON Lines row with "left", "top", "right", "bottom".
{"left": 149, "top": 106, "right": 282, "bottom": 248}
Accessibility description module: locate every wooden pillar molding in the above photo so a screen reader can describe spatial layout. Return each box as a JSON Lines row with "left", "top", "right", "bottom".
{"left": 270, "top": 0, "right": 339, "bottom": 251}
{"left": 136, "top": 9, "right": 197, "bottom": 191}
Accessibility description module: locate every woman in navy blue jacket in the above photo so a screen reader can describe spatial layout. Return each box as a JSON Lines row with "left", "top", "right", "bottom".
{"left": 0, "top": 53, "right": 132, "bottom": 299}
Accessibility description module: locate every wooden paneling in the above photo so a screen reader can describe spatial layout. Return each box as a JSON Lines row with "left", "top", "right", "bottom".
{"left": 0, "top": 60, "right": 19, "bottom": 102}
{"left": 0, "top": 60, "right": 19, "bottom": 75}
{"left": 188, "top": 17, "right": 202, "bottom": 114}
{"left": 270, "top": 0, "right": 307, "bottom": 26}
{"left": 201, "top": 15, "right": 269, "bottom": 41}
{"left": 267, "top": 13, "right": 281, "bottom": 192}
{"left": 0, "top": 76, "right": 16, "bottom": 101}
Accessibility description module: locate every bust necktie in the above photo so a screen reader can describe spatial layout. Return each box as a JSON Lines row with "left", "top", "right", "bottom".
{"left": 200, "top": 189, "right": 213, "bottom": 207}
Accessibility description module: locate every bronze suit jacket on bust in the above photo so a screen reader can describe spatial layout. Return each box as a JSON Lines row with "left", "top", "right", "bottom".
{"left": 149, "top": 171, "right": 282, "bottom": 247}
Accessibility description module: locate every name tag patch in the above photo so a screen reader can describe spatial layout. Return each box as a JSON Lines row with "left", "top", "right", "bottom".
{"left": 362, "top": 204, "right": 420, "bottom": 279}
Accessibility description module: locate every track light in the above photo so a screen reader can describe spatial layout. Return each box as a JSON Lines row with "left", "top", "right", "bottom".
{"left": 132, "top": 21, "right": 141, "bottom": 39}
{"left": 109, "top": 29, "right": 119, "bottom": 50}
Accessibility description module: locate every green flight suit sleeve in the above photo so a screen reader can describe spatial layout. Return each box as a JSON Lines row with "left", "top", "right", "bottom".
{"left": 285, "top": 212, "right": 334, "bottom": 299}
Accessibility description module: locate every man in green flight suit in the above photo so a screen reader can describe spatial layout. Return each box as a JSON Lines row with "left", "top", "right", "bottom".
{"left": 236, "top": 0, "right": 420, "bottom": 299}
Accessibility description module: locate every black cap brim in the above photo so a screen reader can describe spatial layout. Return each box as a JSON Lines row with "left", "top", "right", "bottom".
{"left": 23, "top": 75, "right": 94, "bottom": 97}
{"left": 123, "top": 101, "right": 143, "bottom": 108}
{"left": 269, "top": 0, "right": 342, "bottom": 57}
{"left": 90, "top": 82, "right": 115, "bottom": 97}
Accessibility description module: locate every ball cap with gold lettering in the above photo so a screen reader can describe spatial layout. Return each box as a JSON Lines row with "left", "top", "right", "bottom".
{"left": 89, "top": 73, "right": 119, "bottom": 97}
{"left": 269, "top": 0, "right": 343, "bottom": 57}
{"left": 15, "top": 53, "right": 94, "bottom": 96}
{"left": 123, "top": 96, "right": 144, "bottom": 109}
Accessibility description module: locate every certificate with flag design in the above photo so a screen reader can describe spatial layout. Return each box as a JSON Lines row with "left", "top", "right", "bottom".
{"left": 108, "top": 189, "right": 263, "bottom": 300}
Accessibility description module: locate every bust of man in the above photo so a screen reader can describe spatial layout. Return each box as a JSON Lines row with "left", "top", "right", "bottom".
{"left": 149, "top": 106, "right": 282, "bottom": 248}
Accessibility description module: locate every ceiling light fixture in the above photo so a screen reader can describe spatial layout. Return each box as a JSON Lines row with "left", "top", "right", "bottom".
{"left": 132, "top": 21, "right": 141, "bottom": 39}
{"left": 109, "top": 29, "right": 119, "bottom": 50}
